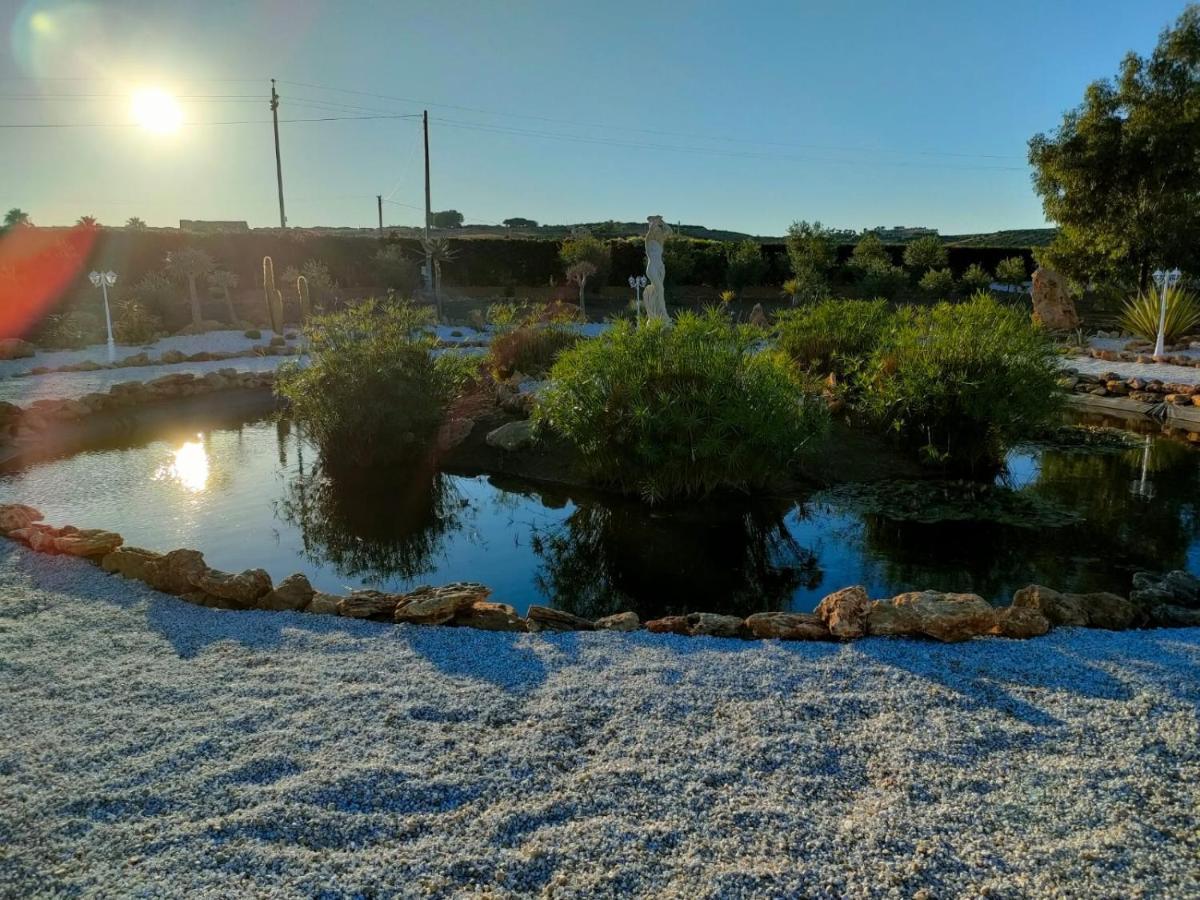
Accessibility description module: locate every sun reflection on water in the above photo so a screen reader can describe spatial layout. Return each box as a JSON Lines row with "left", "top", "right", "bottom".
{"left": 155, "top": 438, "right": 209, "bottom": 493}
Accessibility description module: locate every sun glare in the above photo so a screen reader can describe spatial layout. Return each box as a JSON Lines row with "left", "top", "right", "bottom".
{"left": 131, "top": 87, "right": 183, "bottom": 134}
{"left": 155, "top": 439, "right": 209, "bottom": 493}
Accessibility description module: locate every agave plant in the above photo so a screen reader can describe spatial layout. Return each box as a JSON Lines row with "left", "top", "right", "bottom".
{"left": 1120, "top": 285, "right": 1200, "bottom": 345}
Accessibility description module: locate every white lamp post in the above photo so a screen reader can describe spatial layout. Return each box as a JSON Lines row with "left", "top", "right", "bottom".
{"left": 628, "top": 275, "right": 647, "bottom": 325}
{"left": 88, "top": 270, "right": 117, "bottom": 362}
{"left": 1152, "top": 267, "right": 1182, "bottom": 358}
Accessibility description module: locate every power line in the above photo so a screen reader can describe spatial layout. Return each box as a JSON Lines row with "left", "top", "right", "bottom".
{"left": 279, "top": 77, "right": 1025, "bottom": 162}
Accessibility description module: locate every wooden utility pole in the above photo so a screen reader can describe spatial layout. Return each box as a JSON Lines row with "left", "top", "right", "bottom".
{"left": 270, "top": 79, "right": 286, "bottom": 228}
{"left": 376, "top": 195, "right": 383, "bottom": 235}
{"left": 422, "top": 110, "right": 433, "bottom": 294}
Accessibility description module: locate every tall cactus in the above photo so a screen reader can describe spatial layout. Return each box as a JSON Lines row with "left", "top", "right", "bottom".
{"left": 296, "top": 274, "right": 311, "bottom": 321}
{"left": 263, "top": 256, "right": 284, "bottom": 334}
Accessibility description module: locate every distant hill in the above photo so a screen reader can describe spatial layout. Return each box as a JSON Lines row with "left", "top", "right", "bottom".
{"left": 942, "top": 228, "right": 1056, "bottom": 248}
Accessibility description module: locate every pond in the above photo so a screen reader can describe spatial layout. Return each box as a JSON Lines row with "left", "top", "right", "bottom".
{"left": 2, "top": 412, "right": 1199, "bottom": 620}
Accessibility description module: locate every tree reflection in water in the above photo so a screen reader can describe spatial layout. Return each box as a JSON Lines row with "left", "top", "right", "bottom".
{"left": 529, "top": 497, "right": 822, "bottom": 620}
{"left": 276, "top": 453, "right": 467, "bottom": 585}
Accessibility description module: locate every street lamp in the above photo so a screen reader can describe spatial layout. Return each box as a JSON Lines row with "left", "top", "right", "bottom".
{"left": 628, "top": 275, "right": 647, "bottom": 325}
{"left": 88, "top": 270, "right": 117, "bottom": 362}
{"left": 1152, "top": 267, "right": 1183, "bottom": 358}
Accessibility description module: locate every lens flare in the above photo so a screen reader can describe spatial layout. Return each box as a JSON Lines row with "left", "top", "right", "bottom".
{"left": 131, "top": 87, "right": 183, "bottom": 134}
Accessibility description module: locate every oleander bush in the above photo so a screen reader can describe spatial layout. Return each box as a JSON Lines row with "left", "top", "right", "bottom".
{"left": 1119, "top": 285, "right": 1200, "bottom": 345}
{"left": 275, "top": 299, "right": 473, "bottom": 468}
{"left": 774, "top": 299, "right": 892, "bottom": 379}
{"left": 535, "top": 308, "right": 829, "bottom": 501}
{"left": 112, "top": 298, "right": 162, "bottom": 344}
{"left": 860, "top": 292, "right": 1062, "bottom": 471}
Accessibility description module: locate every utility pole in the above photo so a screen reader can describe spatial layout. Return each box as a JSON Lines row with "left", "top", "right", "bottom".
{"left": 376, "top": 195, "right": 383, "bottom": 235}
{"left": 423, "top": 110, "right": 433, "bottom": 295}
{"left": 270, "top": 79, "right": 286, "bottom": 229}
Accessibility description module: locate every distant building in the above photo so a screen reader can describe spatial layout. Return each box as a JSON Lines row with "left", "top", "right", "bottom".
{"left": 179, "top": 219, "right": 250, "bottom": 233}
{"left": 870, "top": 225, "right": 939, "bottom": 242}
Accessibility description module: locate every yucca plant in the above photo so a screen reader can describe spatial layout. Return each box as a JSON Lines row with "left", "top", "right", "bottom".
{"left": 1119, "top": 285, "right": 1200, "bottom": 345}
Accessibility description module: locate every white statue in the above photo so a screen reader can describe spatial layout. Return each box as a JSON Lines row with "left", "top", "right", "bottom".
{"left": 642, "top": 215, "right": 672, "bottom": 322}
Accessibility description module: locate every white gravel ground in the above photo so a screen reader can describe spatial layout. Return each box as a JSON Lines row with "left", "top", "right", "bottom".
{"left": 1065, "top": 354, "right": 1200, "bottom": 386}
{"left": 0, "top": 356, "right": 290, "bottom": 405}
{"left": 1, "top": 545, "right": 1197, "bottom": 898}
{"left": 0, "top": 331, "right": 282, "bottom": 380}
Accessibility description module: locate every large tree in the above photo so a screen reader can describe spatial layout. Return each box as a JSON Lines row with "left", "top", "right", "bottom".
{"left": 1029, "top": 5, "right": 1200, "bottom": 289}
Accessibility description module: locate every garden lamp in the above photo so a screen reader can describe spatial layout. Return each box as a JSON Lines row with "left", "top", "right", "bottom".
{"left": 1151, "top": 267, "right": 1182, "bottom": 357}
{"left": 88, "top": 270, "right": 118, "bottom": 362}
{"left": 629, "top": 274, "right": 648, "bottom": 325}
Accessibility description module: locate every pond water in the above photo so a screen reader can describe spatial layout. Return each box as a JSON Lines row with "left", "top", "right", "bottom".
{"left": 2, "top": 413, "right": 1198, "bottom": 620}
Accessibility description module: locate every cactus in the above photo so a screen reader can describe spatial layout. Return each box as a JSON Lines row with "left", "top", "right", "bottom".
{"left": 296, "top": 274, "right": 311, "bottom": 321}
{"left": 262, "top": 256, "right": 284, "bottom": 334}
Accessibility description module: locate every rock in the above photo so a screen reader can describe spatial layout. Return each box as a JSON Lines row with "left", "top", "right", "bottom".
{"left": 159, "top": 349, "right": 187, "bottom": 364}
{"left": 1150, "top": 604, "right": 1200, "bottom": 627}
{"left": 1131, "top": 570, "right": 1200, "bottom": 610}
{"left": 0, "top": 338, "right": 35, "bottom": 359}
{"left": 645, "top": 615, "right": 691, "bottom": 635}
{"left": 1031, "top": 267, "right": 1080, "bottom": 331}
{"left": 815, "top": 585, "right": 870, "bottom": 639}
{"left": 454, "top": 600, "right": 526, "bottom": 632}
{"left": 117, "top": 352, "right": 151, "bottom": 367}
{"left": 53, "top": 529, "right": 123, "bottom": 559}
{"left": 436, "top": 417, "right": 475, "bottom": 452}
{"left": 150, "top": 548, "right": 209, "bottom": 594}
{"left": 305, "top": 592, "right": 341, "bottom": 615}
{"left": 594, "top": 611, "right": 640, "bottom": 632}
{"left": 748, "top": 304, "right": 768, "bottom": 328}
{"left": 745, "top": 611, "right": 832, "bottom": 641}
{"left": 988, "top": 606, "right": 1051, "bottom": 639}
{"left": 526, "top": 605, "right": 596, "bottom": 632}
{"left": 685, "top": 612, "right": 746, "bottom": 638}
{"left": 258, "top": 573, "right": 315, "bottom": 611}
{"left": 395, "top": 582, "right": 492, "bottom": 625}
{"left": 189, "top": 567, "right": 272, "bottom": 608}
{"left": 485, "top": 420, "right": 534, "bottom": 451}
{"left": 101, "top": 547, "right": 164, "bottom": 581}
{"left": 868, "top": 591, "right": 997, "bottom": 642}
{"left": 1012, "top": 584, "right": 1143, "bottom": 630}
{"left": 10, "top": 524, "right": 60, "bottom": 553}
{"left": 0, "top": 503, "right": 43, "bottom": 534}
{"left": 337, "top": 590, "right": 405, "bottom": 620}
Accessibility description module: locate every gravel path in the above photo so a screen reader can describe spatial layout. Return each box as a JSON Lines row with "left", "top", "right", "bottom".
{"left": 1, "top": 546, "right": 1197, "bottom": 898}
{"left": 0, "top": 356, "right": 290, "bottom": 405}
{"left": 1066, "top": 354, "right": 1200, "bottom": 386}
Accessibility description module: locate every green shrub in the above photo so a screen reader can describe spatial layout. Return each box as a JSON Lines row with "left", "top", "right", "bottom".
{"left": 725, "top": 239, "right": 767, "bottom": 289}
{"left": 373, "top": 245, "right": 419, "bottom": 295}
{"left": 918, "top": 267, "right": 956, "bottom": 297}
{"left": 534, "top": 309, "right": 829, "bottom": 501}
{"left": 902, "top": 235, "right": 948, "bottom": 272}
{"left": 849, "top": 233, "right": 892, "bottom": 271}
{"left": 37, "top": 308, "right": 103, "bottom": 349}
{"left": 860, "top": 292, "right": 1062, "bottom": 471}
{"left": 860, "top": 262, "right": 909, "bottom": 300}
{"left": 113, "top": 298, "right": 161, "bottom": 344}
{"left": 960, "top": 263, "right": 992, "bottom": 294}
{"left": 774, "top": 299, "right": 891, "bottom": 378}
{"left": 243, "top": 328, "right": 261, "bottom": 339}
{"left": 995, "top": 256, "right": 1028, "bottom": 293}
{"left": 275, "top": 299, "right": 469, "bottom": 468}
{"left": 489, "top": 326, "right": 580, "bottom": 379}
{"left": 1119, "top": 286, "right": 1200, "bottom": 344}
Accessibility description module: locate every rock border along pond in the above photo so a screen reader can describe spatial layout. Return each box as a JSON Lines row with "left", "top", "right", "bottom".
{"left": 3, "top": 503, "right": 1197, "bottom": 642}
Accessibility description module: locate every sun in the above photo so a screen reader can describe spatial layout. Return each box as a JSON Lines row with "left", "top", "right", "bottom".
{"left": 131, "top": 87, "right": 183, "bottom": 134}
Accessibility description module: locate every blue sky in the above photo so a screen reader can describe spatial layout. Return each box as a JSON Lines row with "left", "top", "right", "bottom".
{"left": 0, "top": 0, "right": 1188, "bottom": 234}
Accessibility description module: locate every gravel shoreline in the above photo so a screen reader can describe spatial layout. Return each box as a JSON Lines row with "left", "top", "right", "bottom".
{"left": 1, "top": 544, "right": 1197, "bottom": 898}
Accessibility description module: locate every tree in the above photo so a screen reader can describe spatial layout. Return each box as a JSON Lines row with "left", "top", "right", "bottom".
{"left": 165, "top": 247, "right": 215, "bottom": 326}
{"left": 902, "top": 235, "right": 948, "bottom": 272}
{"left": 502, "top": 217, "right": 538, "bottom": 229}
{"left": 725, "top": 239, "right": 767, "bottom": 290}
{"left": 125, "top": 217, "right": 147, "bottom": 230}
{"left": 995, "top": 256, "right": 1028, "bottom": 295}
{"left": 4, "top": 208, "right": 31, "bottom": 228}
{"left": 918, "top": 267, "right": 956, "bottom": 297}
{"left": 431, "top": 209, "right": 464, "bottom": 228}
{"left": 849, "top": 232, "right": 891, "bottom": 271}
{"left": 1029, "top": 5, "right": 1200, "bottom": 289}
{"left": 566, "top": 261, "right": 597, "bottom": 316}
{"left": 76, "top": 215, "right": 98, "bottom": 229}
{"left": 559, "top": 233, "right": 610, "bottom": 286}
{"left": 784, "top": 221, "right": 835, "bottom": 304}
{"left": 208, "top": 269, "right": 240, "bottom": 324}
{"left": 960, "top": 263, "right": 993, "bottom": 294}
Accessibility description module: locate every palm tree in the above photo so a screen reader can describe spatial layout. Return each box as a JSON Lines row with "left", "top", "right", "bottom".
{"left": 165, "top": 248, "right": 215, "bottom": 326}
{"left": 4, "top": 208, "right": 31, "bottom": 228}
{"left": 76, "top": 215, "right": 98, "bottom": 229}
{"left": 208, "top": 269, "right": 240, "bottom": 324}
{"left": 420, "top": 236, "right": 458, "bottom": 318}
{"left": 125, "top": 217, "right": 147, "bottom": 230}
